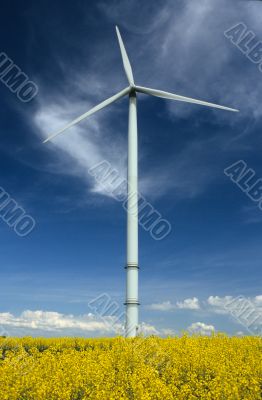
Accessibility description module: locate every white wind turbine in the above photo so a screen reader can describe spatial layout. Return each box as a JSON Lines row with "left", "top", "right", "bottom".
{"left": 43, "top": 26, "right": 238, "bottom": 337}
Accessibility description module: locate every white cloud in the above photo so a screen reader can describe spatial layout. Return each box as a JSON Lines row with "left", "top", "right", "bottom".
{"left": 139, "top": 322, "right": 159, "bottom": 336}
{"left": 176, "top": 297, "right": 200, "bottom": 310}
{"left": 207, "top": 295, "right": 233, "bottom": 314}
{"left": 161, "top": 328, "right": 176, "bottom": 337}
{"left": 235, "top": 331, "right": 244, "bottom": 336}
{"left": 0, "top": 310, "right": 117, "bottom": 335}
{"left": 147, "top": 295, "right": 262, "bottom": 317}
{"left": 34, "top": 97, "right": 128, "bottom": 199}
{"left": 187, "top": 322, "right": 215, "bottom": 336}
{"left": 207, "top": 295, "right": 262, "bottom": 314}
{"left": 0, "top": 310, "right": 167, "bottom": 338}
{"left": 254, "top": 295, "right": 262, "bottom": 305}
{"left": 147, "top": 297, "right": 200, "bottom": 311}
{"left": 147, "top": 301, "right": 176, "bottom": 311}
{"left": 139, "top": 323, "right": 177, "bottom": 337}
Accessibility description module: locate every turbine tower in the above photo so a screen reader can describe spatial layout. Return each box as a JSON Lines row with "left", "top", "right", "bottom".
{"left": 43, "top": 26, "right": 238, "bottom": 337}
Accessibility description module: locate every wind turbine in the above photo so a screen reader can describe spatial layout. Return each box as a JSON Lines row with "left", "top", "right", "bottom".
{"left": 43, "top": 26, "right": 239, "bottom": 338}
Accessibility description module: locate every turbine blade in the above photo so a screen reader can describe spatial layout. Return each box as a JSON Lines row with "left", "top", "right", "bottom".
{"left": 43, "top": 87, "right": 130, "bottom": 143}
{"left": 135, "top": 85, "right": 239, "bottom": 113}
{"left": 116, "top": 26, "right": 134, "bottom": 85}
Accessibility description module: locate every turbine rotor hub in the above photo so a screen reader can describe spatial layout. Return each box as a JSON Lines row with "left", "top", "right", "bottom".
{"left": 129, "top": 85, "right": 136, "bottom": 95}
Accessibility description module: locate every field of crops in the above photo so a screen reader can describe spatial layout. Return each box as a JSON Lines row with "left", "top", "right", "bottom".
{"left": 0, "top": 335, "right": 261, "bottom": 399}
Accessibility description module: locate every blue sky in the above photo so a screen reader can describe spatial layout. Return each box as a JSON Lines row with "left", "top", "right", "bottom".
{"left": 0, "top": 0, "right": 261, "bottom": 337}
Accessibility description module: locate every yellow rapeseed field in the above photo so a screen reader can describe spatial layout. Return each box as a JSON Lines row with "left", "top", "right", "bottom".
{"left": 0, "top": 335, "right": 261, "bottom": 399}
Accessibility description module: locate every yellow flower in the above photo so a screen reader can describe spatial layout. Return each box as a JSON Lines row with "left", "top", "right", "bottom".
{"left": 0, "top": 335, "right": 261, "bottom": 399}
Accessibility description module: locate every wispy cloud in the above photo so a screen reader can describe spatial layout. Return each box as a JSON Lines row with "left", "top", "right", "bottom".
{"left": 28, "top": 0, "right": 262, "bottom": 205}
